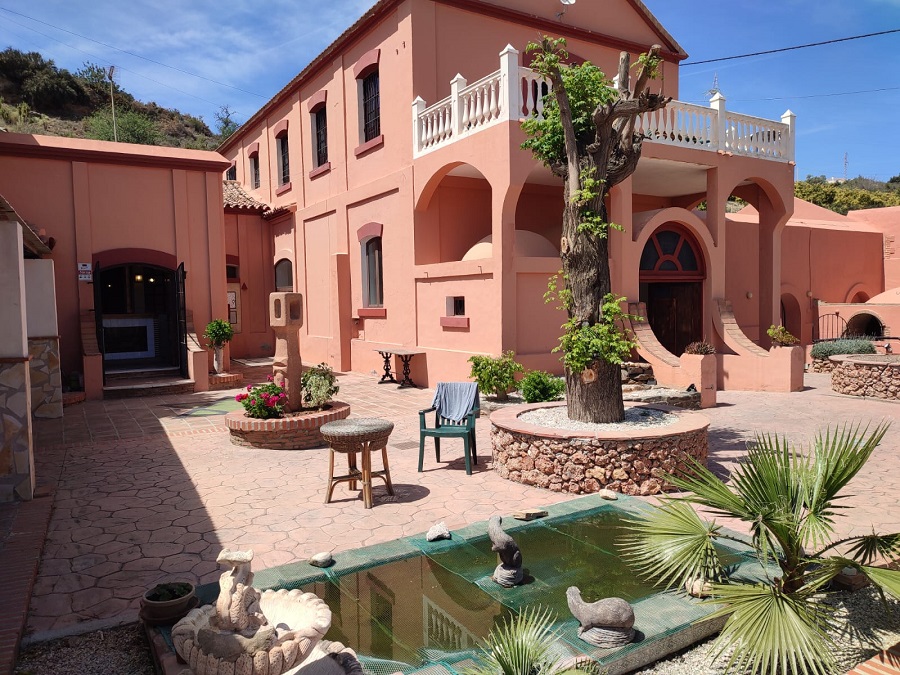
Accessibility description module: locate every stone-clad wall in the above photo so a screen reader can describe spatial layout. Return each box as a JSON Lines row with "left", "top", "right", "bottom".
{"left": 28, "top": 337, "right": 62, "bottom": 418}
{"left": 0, "top": 360, "right": 34, "bottom": 500}
{"left": 810, "top": 359, "right": 834, "bottom": 373}
{"left": 491, "top": 404, "right": 709, "bottom": 497}
{"left": 621, "top": 362, "right": 654, "bottom": 384}
{"left": 831, "top": 357, "right": 900, "bottom": 400}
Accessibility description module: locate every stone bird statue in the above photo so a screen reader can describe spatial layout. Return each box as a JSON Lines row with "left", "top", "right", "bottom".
{"left": 565, "top": 586, "right": 635, "bottom": 647}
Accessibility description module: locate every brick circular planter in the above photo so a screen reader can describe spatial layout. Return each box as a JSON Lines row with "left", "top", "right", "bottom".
{"left": 830, "top": 355, "right": 900, "bottom": 400}
{"left": 490, "top": 402, "right": 709, "bottom": 496}
{"left": 225, "top": 401, "right": 351, "bottom": 449}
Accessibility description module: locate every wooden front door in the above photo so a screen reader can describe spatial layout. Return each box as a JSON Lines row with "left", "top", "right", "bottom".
{"left": 646, "top": 282, "right": 703, "bottom": 356}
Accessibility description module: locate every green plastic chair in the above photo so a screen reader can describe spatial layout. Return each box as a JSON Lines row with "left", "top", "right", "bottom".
{"left": 418, "top": 388, "right": 479, "bottom": 475}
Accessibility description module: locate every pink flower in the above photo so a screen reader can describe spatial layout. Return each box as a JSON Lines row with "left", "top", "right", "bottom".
{"left": 267, "top": 374, "right": 274, "bottom": 382}
{"left": 247, "top": 385, "right": 253, "bottom": 391}
{"left": 249, "top": 399, "right": 256, "bottom": 406}
{"left": 235, "top": 393, "right": 246, "bottom": 402}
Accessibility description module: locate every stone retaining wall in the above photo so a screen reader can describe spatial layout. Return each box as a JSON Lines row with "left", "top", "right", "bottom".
{"left": 621, "top": 362, "right": 654, "bottom": 384}
{"left": 491, "top": 403, "right": 708, "bottom": 496}
{"left": 28, "top": 337, "right": 62, "bottom": 419}
{"left": 831, "top": 356, "right": 900, "bottom": 400}
{"left": 810, "top": 359, "right": 834, "bottom": 373}
{"left": 226, "top": 401, "right": 351, "bottom": 449}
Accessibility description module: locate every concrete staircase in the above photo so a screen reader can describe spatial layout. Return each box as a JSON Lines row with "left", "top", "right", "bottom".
{"left": 102, "top": 366, "right": 194, "bottom": 398}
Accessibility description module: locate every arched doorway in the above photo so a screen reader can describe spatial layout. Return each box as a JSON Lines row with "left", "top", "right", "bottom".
{"left": 96, "top": 263, "right": 180, "bottom": 371}
{"left": 845, "top": 312, "right": 884, "bottom": 338}
{"left": 639, "top": 225, "right": 706, "bottom": 356}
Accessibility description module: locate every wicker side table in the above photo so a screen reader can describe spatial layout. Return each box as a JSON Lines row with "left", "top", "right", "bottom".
{"left": 321, "top": 418, "right": 395, "bottom": 508}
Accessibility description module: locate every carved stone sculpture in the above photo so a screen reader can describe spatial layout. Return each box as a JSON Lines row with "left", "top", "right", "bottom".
{"left": 488, "top": 515, "right": 523, "bottom": 587}
{"left": 566, "top": 586, "right": 635, "bottom": 648}
{"left": 270, "top": 292, "right": 304, "bottom": 411}
{"left": 172, "top": 548, "right": 332, "bottom": 675}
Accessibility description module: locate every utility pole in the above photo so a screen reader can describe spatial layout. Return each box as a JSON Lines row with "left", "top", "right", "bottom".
{"left": 108, "top": 65, "right": 118, "bottom": 142}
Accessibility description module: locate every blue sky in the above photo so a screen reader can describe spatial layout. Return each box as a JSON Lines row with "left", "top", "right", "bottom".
{"left": 2, "top": 0, "right": 898, "bottom": 181}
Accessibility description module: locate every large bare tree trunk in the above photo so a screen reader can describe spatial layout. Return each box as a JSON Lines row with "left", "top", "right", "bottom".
{"left": 542, "top": 41, "right": 669, "bottom": 423}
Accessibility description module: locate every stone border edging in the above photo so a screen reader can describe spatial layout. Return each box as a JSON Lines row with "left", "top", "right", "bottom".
{"left": 225, "top": 401, "right": 351, "bottom": 449}
{"left": 490, "top": 402, "right": 710, "bottom": 496}
{"left": 489, "top": 401, "right": 709, "bottom": 440}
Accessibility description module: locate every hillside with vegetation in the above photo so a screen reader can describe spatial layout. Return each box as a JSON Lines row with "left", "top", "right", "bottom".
{"left": 0, "top": 47, "right": 237, "bottom": 149}
{"left": 795, "top": 174, "right": 900, "bottom": 215}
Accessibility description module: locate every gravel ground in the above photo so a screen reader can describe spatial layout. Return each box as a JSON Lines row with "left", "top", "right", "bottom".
{"left": 15, "top": 623, "right": 153, "bottom": 675}
{"left": 519, "top": 405, "right": 676, "bottom": 432}
{"left": 14, "top": 587, "right": 899, "bottom": 674}
{"left": 634, "top": 586, "right": 900, "bottom": 674}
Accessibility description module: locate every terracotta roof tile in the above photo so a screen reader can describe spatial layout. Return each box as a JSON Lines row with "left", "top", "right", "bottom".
{"left": 223, "top": 180, "right": 270, "bottom": 212}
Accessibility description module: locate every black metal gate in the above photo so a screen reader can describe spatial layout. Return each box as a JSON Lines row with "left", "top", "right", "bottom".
{"left": 175, "top": 262, "right": 188, "bottom": 378}
{"left": 814, "top": 312, "right": 848, "bottom": 342}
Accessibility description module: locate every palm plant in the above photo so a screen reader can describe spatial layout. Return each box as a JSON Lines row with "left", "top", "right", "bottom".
{"left": 621, "top": 423, "right": 900, "bottom": 675}
{"left": 466, "top": 607, "right": 598, "bottom": 675}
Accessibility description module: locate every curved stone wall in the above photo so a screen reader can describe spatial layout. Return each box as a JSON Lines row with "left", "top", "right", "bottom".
{"left": 831, "top": 355, "right": 900, "bottom": 400}
{"left": 226, "top": 401, "right": 351, "bottom": 449}
{"left": 490, "top": 403, "right": 709, "bottom": 496}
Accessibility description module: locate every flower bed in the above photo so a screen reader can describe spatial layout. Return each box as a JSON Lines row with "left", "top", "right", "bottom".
{"left": 225, "top": 401, "right": 351, "bottom": 449}
{"left": 830, "top": 354, "right": 900, "bottom": 400}
{"left": 491, "top": 402, "right": 709, "bottom": 496}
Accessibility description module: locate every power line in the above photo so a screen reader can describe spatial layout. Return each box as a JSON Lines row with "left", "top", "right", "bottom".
{"left": 682, "top": 28, "right": 900, "bottom": 66}
{"left": 0, "top": 5, "right": 266, "bottom": 99}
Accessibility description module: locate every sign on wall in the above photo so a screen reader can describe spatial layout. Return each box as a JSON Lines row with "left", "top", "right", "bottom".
{"left": 77, "top": 262, "right": 92, "bottom": 282}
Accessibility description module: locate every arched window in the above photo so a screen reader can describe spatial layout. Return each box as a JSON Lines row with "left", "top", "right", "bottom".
{"left": 639, "top": 226, "right": 705, "bottom": 281}
{"left": 274, "top": 259, "right": 293, "bottom": 292}
{"left": 363, "top": 237, "right": 383, "bottom": 307}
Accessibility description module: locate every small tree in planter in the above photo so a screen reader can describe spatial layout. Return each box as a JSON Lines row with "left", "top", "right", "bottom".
{"left": 203, "top": 319, "right": 234, "bottom": 374}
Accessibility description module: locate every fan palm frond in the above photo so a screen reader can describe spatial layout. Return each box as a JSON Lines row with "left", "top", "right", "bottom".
{"left": 706, "top": 582, "right": 835, "bottom": 675}
{"left": 620, "top": 501, "right": 725, "bottom": 589}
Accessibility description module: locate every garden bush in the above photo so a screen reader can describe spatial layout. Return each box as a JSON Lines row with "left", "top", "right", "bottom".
{"left": 767, "top": 324, "right": 798, "bottom": 346}
{"left": 519, "top": 370, "right": 566, "bottom": 403}
{"left": 810, "top": 338, "right": 876, "bottom": 360}
{"left": 684, "top": 341, "right": 715, "bottom": 355}
{"left": 301, "top": 363, "right": 339, "bottom": 408}
{"left": 236, "top": 377, "right": 286, "bottom": 419}
{"left": 468, "top": 351, "right": 523, "bottom": 401}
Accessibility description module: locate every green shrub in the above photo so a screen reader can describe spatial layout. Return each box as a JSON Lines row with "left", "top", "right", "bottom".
{"left": 810, "top": 338, "right": 876, "bottom": 360}
{"left": 519, "top": 370, "right": 566, "bottom": 403}
{"left": 766, "top": 324, "right": 798, "bottom": 346}
{"left": 203, "top": 319, "right": 234, "bottom": 348}
{"left": 468, "top": 352, "right": 523, "bottom": 401}
{"left": 301, "top": 363, "right": 339, "bottom": 408}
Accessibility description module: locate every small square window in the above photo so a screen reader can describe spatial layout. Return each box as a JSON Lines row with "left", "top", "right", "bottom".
{"left": 225, "top": 165, "right": 236, "bottom": 181}
{"left": 226, "top": 265, "right": 239, "bottom": 281}
{"left": 446, "top": 296, "right": 465, "bottom": 316}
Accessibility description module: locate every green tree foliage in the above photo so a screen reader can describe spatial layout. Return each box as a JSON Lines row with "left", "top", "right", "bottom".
{"left": 795, "top": 177, "right": 900, "bottom": 214}
{"left": 468, "top": 352, "right": 524, "bottom": 401}
{"left": 0, "top": 48, "right": 215, "bottom": 148}
{"left": 86, "top": 108, "right": 161, "bottom": 145}
{"left": 214, "top": 104, "right": 239, "bottom": 140}
{"left": 622, "top": 423, "right": 900, "bottom": 675}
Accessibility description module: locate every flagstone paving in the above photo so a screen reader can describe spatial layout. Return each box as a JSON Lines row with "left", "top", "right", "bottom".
{"left": 23, "top": 369, "right": 900, "bottom": 640}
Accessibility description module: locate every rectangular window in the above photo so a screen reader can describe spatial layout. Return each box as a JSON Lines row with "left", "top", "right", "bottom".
{"left": 225, "top": 165, "right": 236, "bottom": 181}
{"left": 277, "top": 136, "right": 290, "bottom": 185}
{"left": 365, "top": 237, "right": 383, "bottom": 307}
{"left": 250, "top": 156, "right": 260, "bottom": 189}
{"left": 362, "top": 71, "right": 380, "bottom": 142}
{"left": 315, "top": 108, "right": 328, "bottom": 167}
{"left": 226, "top": 264, "right": 239, "bottom": 281}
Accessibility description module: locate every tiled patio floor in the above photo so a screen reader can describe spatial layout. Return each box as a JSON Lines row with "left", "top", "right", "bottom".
{"left": 24, "top": 370, "right": 900, "bottom": 641}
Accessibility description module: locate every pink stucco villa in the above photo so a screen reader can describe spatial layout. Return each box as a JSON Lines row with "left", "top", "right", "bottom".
{"left": 218, "top": 0, "right": 804, "bottom": 390}
{"left": 2, "top": 0, "right": 899, "bottom": 499}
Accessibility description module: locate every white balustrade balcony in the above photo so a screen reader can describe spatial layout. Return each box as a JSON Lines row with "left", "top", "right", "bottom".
{"left": 412, "top": 45, "right": 795, "bottom": 163}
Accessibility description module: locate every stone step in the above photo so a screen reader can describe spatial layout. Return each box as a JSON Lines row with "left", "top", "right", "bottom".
{"left": 105, "top": 366, "right": 180, "bottom": 382}
{"left": 103, "top": 377, "right": 194, "bottom": 399}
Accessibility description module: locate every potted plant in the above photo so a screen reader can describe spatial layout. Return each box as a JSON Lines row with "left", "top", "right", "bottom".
{"left": 204, "top": 319, "right": 234, "bottom": 374}
{"left": 140, "top": 581, "right": 196, "bottom": 625}
{"left": 767, "top": 324, "right": 798, "bottom": 347}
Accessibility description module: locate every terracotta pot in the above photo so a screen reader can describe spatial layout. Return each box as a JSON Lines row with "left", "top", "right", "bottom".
{"left": 140, "top": 581, "right": 196, "bottom": 625}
